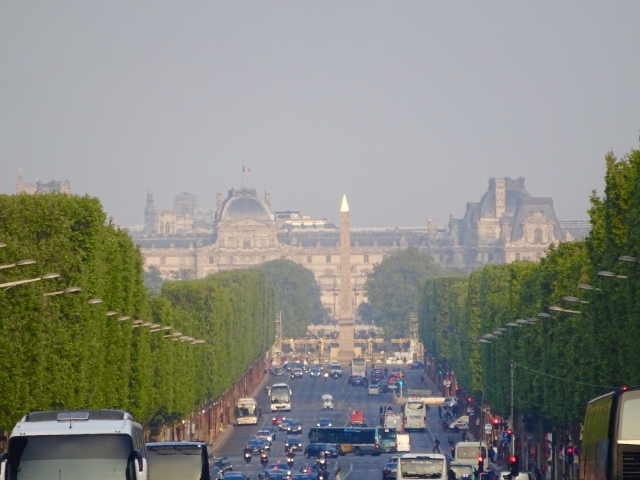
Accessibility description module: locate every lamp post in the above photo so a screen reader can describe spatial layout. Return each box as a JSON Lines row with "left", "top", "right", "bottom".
{"left": 0, "top": 273, "right": 60, "bottom": 290}
{"left": 44, "top": 286, "right": 81, "bottom": 297}
{"left": 0, "top": 259, "right": 36, "bottom": 270}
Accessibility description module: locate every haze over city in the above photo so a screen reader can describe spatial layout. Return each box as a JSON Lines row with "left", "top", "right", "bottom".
{"left": 2, "top": 2, "right": 639, "bottom": 227}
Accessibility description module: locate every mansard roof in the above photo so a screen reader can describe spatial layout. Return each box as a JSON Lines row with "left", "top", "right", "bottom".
{"left": 509, "top": 197, "right": 562, "bottom": 241}
{"left": 219, "top": 188, "right": 271, "bottom": 222}
{"left": 476, "top": 177, "right": 530, "bottom": 218}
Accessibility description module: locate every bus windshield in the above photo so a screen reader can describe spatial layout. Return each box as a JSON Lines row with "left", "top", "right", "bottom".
{"left": 456, "top": 446, "right": 487, "bottom": 460}
{"left": 8, "top": 434, "right": 132, "bottom": 480}
{"left": 381, "top": 429, "right": 397, "bottom": 440}
{"left": 146, "top": 445, "right": 204, "bottom": 480}
{"left": 271, "top": 387, "right": 290, "bottom": 403}
{"left": 236, "top": 404, "right": 257, "bottom": 417}
{"left": 400, "top": 458, "right": 445, "bottom": 479}
{"left": 619, "top": 390, "right": 640, "bottom": 440}
{"left": 406, "top": 402, "right": 425, "bottom": 411}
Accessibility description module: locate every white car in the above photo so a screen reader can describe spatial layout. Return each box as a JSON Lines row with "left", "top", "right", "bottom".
{"left": 443, "top": 397, "right": 458, "bottom": 408}
{"left": 368, "top": 384, "right": 380, "bottom": 395}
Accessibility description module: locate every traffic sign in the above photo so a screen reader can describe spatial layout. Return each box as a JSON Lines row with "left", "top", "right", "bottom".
{"left": 443, "top": 380, "right": 451, "bottom": 387}
{"left": 467, "top": 407, "right": 475, "bottom": 415}
{"left": 502, "top": 432, "right": 510, "bottom": 443}
{"left": 485, "top": 424, "right": 492, "bottom": 434}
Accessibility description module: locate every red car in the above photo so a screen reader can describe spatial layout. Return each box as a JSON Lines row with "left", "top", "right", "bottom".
{"left": 272, "top": 412, "right": 286, "bottom": 426}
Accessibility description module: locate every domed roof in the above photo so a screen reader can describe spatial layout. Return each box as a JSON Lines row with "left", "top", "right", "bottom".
{"left": 219, "top": 188, "right": 271, "bottom": 222}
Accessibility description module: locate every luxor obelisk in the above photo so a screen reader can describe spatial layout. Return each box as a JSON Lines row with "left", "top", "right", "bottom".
{"left": 337, "top": 194, "right": 356, "bottom": 361}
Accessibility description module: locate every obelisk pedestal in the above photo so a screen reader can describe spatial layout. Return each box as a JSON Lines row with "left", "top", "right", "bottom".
{"left": 337, "top": 194, "right": 356, "bottom": 363}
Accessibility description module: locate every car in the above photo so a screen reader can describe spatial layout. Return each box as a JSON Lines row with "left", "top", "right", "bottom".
{"left": 247, "top": 437, "right": 270, "bottom": 453}
{"left": 382, "top": 461, "right": 398, "bottom": 480}
{"left": 309, "top": 366, "right": 322, "bottom": 377}
{"left": 378, "top": 379, "right": 389, "bottom": 393}
{"left": 349, "top": 374, "right": 365, "bottom": 386}
{"left": 223, "top": 473, "right": 248, "bottom": 480}
{"left": 410, "top": 361, "right": 424, "bottom": 370}
{"left": 279, "top": 418, "right": 294, "bottom": 431}
{"left": 256, "top": 429, "right": 275, "bottom": 443}
{"left": 260, "top": 464, "right": 292, "bottom": 478}
{"left": 368, "top": 383, "right": 380, "bottom": 395}
{"left": 272, "top": 413, "right": 286, "bottom": 426}
{"left": 286, "top": 420, "right": 303, "bottom": 434}
{"left": 387, "top": 379, "right": 399, "bottom": 392}
{"left": 350, "top": 409, "right": 365, "bottom": 426}
{"left": 290, "top": 474, "right": 315, "bottom": 480}
{"left": 291, "top": 367, "right": 304, "bottom": 378}
{"left": 450, "top": 463, "right": 475, "bottom": 480}
{"left": 391, "top": 367, "right": 404, "bottom": 375}
{"left": 329, "top": 364, "right": 343, "bottom": 377}
{"left": 304, "top": 443, "right": 339, "bottom": 458}
{"left": 443, "top": 397, "right": 458, "bottom": 408}
{"left": 316, "top": 417, "right": 332, "bottom": 427}
{"left": 273, "top": 367, "right": 284, "bottom": 376}
{"left": 372, "top": 372, "right": 385, "bottom": 382}
{"left": 285, "top": 435, "right": 303, "bottom": 451}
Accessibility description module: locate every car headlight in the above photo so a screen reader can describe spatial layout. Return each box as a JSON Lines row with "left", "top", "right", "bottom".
{"left": 328, "top": 423, "right": 332, "bottom": 426}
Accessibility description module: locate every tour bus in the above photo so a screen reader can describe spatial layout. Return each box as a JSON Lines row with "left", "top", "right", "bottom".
{"left": 235, "top": 397, "right": 259, "bottom": 425}
{"left": 454, "top": 441, "right": 489, "bottom": 471}
{"left": 308, "top": 427, "right": 382, "bottom": 456}
{"left": 270, "top": 383, "right": 292, "bottom": 412}
{"left": 0, "top": 409, "right": 148, "bottom": 479}
{"left": 580, "top": 386, "right": 640, "bottom": 480}
{"left": 404, "top": 398, "right": 428, "bottom": 432}
{"left": 351, "top": 357, "right": 367, "bottom": 377}
{"left": 397, "top": 453, "right": 450, "bottom": 480}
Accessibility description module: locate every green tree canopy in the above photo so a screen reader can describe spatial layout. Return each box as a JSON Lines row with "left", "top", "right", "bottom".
{"left": 260, "top": 259, "right": 325, "bottom": 338}
{"left": 363, "top": 247, "right": 452, "bottom": 339}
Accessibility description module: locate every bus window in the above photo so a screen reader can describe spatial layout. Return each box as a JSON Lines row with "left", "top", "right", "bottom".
{"left": 618, "top": 390, "right": 640, "bottom": 441}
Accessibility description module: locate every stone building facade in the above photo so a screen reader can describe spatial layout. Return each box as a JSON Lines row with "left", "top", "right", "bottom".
{"left": 133, "top": 178, "right": 591, "bottom": 319}
{"left": 17, "top": 170, "right": 70, "bottom": 195}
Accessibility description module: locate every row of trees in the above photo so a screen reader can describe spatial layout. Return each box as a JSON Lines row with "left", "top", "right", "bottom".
{"left": 0, "top": 193, "right": 274, "bottom": 430}
{"left": 361, "top": 247, "right": 461, "bottom": 338}
{"left": 419, "top": 147, "right": 640, "bottom": 427}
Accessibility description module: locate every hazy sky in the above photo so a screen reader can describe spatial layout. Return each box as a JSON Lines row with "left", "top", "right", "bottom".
{"left": 2, "top": 2, "right": 639, "bottom": 228}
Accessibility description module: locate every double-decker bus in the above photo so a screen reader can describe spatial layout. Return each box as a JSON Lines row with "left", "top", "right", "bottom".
{"left": 580, "top": 386, "right": 640, "bottom": 480}
{"left": 234, "top": 397, "right": 258, "bottom": 425}
{"left": 270, "top": 383, "right": 292, "bottom": 412}
{"left": 308, "top": 427, "right": 382, "bottom": 456}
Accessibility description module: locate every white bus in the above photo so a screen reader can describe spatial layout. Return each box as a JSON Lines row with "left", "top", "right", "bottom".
{"left": 397, "top": 453, "right": 449, "bottom": 480}
{"left": 235, "top": 397, "right": 259, "bottom": 425}
{"left": 0, "top": 409, "right": 148, "bottom": 480}
{"left": 270, "top": 383, "right": 292, "bottom": 412}
{"left": 403, "top": 398, "right": 427, "bottom": 432}
{"left": 351, "top": 357, "right": 367, "bottom": 376}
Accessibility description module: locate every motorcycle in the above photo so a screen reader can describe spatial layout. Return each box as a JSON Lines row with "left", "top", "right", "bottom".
{"left": 260, "top": 450, "right": 269, "bottom": 467}
{"left": 332, "top": 371, "right": 339, "bottom": 380}
{"left": 286, "top": 450, "right": 295, "bottom": 468}
{"left": 243, "top": 448, "right": 252, "bottom": 464}
{"left": 323, "top": 372, "right": 329, "bottom": 380}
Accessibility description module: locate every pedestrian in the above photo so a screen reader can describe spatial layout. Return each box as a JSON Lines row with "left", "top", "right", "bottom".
{"left": 452, "top": 403, "right": 458, "bottom": 416}
{"left": 450, "top": 444, "right": 455, "bottom": 458}
{"left": 488, "top": 446, "right": 495, "bottom": 463}
{"left": 258, "top": 407, "right": 262, "bottom": 421}
{"left": 448, "top": 432, "right": 454, "bottom": 448}
{"left": 380, "top": 405, "right": 384, "bottom": 415}
{"left": 433, "top": 438, "right": 441, "bottom": 454}
{"left": 334, "top": 457, "right": 346, "bottom": 480}
{"left": 438, "top": 406, "right": 442, "bottom": 419}
{"left": 461, "top": 430, "right": 468, "bottom": 442}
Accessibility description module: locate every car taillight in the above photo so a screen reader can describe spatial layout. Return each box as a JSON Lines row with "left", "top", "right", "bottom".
{"left": 424, "top": 417, "right": 427, "bottom": 424}
{"left": 375, "top": 443, "right": 380, "bottom": 449}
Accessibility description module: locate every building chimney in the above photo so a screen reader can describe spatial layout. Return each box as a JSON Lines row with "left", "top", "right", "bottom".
{"left": 216, "top": 192, "right": 223, "bottom": 221}
{"left": 264, "top": 191, "right": 271, "bottom": 210}
{"left": 495, "top": 178, "right": 506, "bottom": 218}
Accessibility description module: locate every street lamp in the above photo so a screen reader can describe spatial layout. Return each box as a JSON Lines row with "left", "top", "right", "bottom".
{"left": 0, "top": 272, "right": 59, "bottom": 290}
{"left": 515, "top": 319, "right": 529, "bottom": 324}
{"left": 578, "top": 283, "right": 601, "bottom": 291}
{"left": 0, "top": 259, "right": 36, "bottom": 270}
{"left": 478, "top": 339, "right": 491, "bottom": 344}
{"left": 87, "top": 298, "right": 103, "bottom": 305}
{"left": 505, "top": 322, "right": 521, "bottom": 328}
{"left": 492, "top": 330, "right": 504, "bottom": 336}
{"left": 117, "top": 316, "right": 130, "bottom": 321}
{"left": 597, "top": 271, "right": 627, "bottom": 279}
{"left": 618, "top": 256, "right": 638, "bottom": 263}
{"left": 563, "top": 296, "right": 589, "bottom": 304}
{"left": 106, "top": 311, "right": 118, "bottom": 317}
{"left": 549, "top": 306, "right": 581, "bottom": 315}
{"left": 0, "top": 243, "right": 6, "bottom": 248}
{"left": 44, "top": 286, "right": 82, "bottom": 297}
{"left": 537, "top": 312, "right": 552, "bottom": 318}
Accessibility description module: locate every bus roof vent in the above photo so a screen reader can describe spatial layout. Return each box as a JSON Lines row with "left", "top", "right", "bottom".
{"left": 26, "top": 410, "right": 131, "bottom": 422}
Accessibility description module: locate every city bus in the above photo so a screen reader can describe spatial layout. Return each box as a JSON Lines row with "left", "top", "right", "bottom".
{"left": 404, "top": 397, "right": 428, "bottom": 432}
{"left": 270, "top": 383, "right": 292, "bottom": 412}
{"left": 580, "top": 386, "right": 640, "bottom": 480}
{"left": 235, "top": 397, "right": 258, "bottom": 425}
{"left": 308, "top": 427, "right": 382, "bottom": 456}
{"left": 397, "top": 453, "right": 449, "bottom": 480}
{"left": 351, "top": 357, "right": 367, "bottom": 377}
{"left": 0, "top": 409, "right": 148, "bottom": 480}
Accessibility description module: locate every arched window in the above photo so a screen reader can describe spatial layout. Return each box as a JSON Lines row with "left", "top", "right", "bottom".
{"left": 229, "top": 256, "right": 234, "bottom": 265}
{"left": 486, "top": 228, "right": 495, "bottom": 245}
{"left": 536, "top": 252, "right": 542, "bottom": 260}
{"left": 179, "top": 257, "right": 185, "bottom": 265}
{"left": 364, "top": 254, "right": 369, "bottom": 263}
{"left": 159, "top": 224, "right": 164, "bottom": 234}
{"left": 209, "top": 256, "right": 214, "bottom": 264}
{"left": 307, "top": 255, "right": 312, "bottom": 264}
{"left": 515, "top": 253, "right": 520, "bottom": 261}
{"left": 165, "top": 222, "right": 171, "bottom": 234}
{"left": 326, "top": 255, "right": 331, "bottom": 263}
{"left": 534, "top": 228, "right": 543, "bottom": 244}
{"left": 243, "top": 238, "right": 251, "bottom": 248}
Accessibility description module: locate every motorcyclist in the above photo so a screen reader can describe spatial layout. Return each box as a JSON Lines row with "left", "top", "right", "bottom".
{"left": 420, "top": 374, "right": 426, "bottom": 386}
{"left": 316, "top": 451, "right": 328, "bottom": 472}
{"left": 384, "top": 367, "right": 389, "bottom": 377}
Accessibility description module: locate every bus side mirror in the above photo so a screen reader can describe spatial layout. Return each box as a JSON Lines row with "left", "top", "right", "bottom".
{"left": 0, "top": 453, "right": 6, "bottom": 479}
{"left": 132, "top": 450, "right": 147, "bottom": 480}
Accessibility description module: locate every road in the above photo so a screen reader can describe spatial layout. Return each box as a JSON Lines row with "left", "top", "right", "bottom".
{"left": 215, "top": 366, "right": 466, "bottom": 480}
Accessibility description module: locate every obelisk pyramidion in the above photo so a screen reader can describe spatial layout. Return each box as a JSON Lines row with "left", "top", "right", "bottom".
{"left": 337, "top": 194, "right": 356, "bottom": 361}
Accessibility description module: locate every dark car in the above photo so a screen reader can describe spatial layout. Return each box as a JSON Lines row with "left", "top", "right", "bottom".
{"left": 350, "top": 374, "right": 364, "bottom": 386}
{"left": 290, "top": 474, "right": 315, "bottom": 480}
{"left": 378, "top": 379, "right": 389, "bottom": 393}
{"left": 287, "top": 420, "right": 303, "bottom": 434}
{"left": 247, "top": 437, "right": 270, "bottom": 452}
{"left": 372, "top": 372, "right": 385, "bottom": 382}
{"left": 316, "top": 417, "right": 332, "bottom": 427}
{"left": 304, "top": 443, "right": 339, "bottom": 458}
{"left": 410, "top": 361, "right": 424, "bottom": 370}
{"left": 279, "top": 418, "right": 294, "bottom": 431}
{"left": 223, "top": 473, "right": 248, "bottom": 480}
{"left": 258, "top": 464, "right": 292, "bottom": 479}
{"left": 382, "top": 461, "right": 398, "bottom": 480}
{"left": 285, "top": 435, "right": 303, "bottom": 452}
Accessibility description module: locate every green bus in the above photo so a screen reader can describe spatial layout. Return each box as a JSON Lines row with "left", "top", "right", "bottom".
{"left": 308, "top": 427, "right": 382, "bottom": 456}
{"left": 580, "top": 387, "right": 640, "bottom": 480}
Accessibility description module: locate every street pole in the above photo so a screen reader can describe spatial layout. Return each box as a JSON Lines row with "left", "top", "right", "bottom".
{"left": 511, "top": 360, "right": 515, "bottom": 455}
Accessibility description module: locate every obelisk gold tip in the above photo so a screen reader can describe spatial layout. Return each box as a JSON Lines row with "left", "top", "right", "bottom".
{"left": 340, "top": 194, "right": 349, "bottom": 213}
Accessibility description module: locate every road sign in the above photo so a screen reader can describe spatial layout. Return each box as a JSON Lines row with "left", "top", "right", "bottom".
{"left": 476, "top": 418, "right": 480, "bottom": 426}
{"left": 502, "top": 432, "right": 510, "bottom": 443}
{"left": 443, "top": 380, "right": 451, "bottom": 387}
{"left": 467, "top": 407, "right": 475, "bottom": 415}
{"left": 485, "top": 424, "right": 492, "bottom": 434}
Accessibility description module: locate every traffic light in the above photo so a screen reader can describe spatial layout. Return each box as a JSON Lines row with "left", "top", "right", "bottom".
{"left": 398, "top": 379, "right": 404, "bottom": 386}
{"left": 439, "top": 370, "right": 443, "bottom": 375}
{"left": 477, "top": 456, "right": 485, "bottom": 473}
{"left": 493, "top": 418, "right": 500, "bottom": 426}
{"left": 565, "top": 447, "right": 574, "bottom": 465}
{"left": 509, "top": 456, "right": 519, "bottom": 478}
{"left": 468, "top": 397, "right": 472, "bottom": 403}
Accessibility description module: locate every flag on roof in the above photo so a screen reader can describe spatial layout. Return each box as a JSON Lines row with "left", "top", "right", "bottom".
{"left": 243, "top": 166, "right": 251, "bottom": 173}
